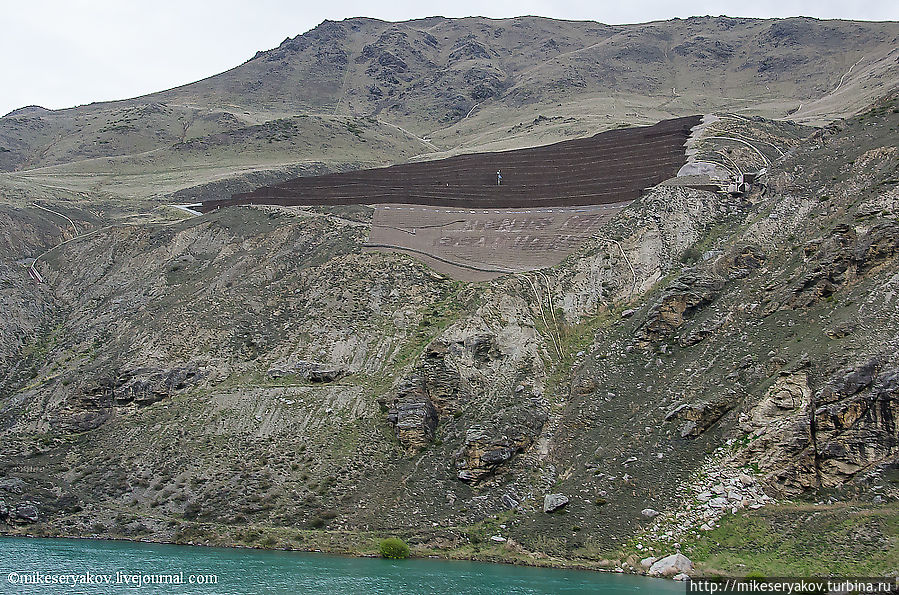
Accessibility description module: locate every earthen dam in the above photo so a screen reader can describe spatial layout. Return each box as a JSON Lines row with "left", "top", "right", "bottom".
{"left": 198, "top": 115, "right": 702, "bottom": 280}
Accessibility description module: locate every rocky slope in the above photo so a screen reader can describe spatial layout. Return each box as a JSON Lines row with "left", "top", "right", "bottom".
{"left": 1, "top": 15, "right": 898, "bottom": 576}
{"left": 1, "top": 92, "right": 897, "bottom": 574}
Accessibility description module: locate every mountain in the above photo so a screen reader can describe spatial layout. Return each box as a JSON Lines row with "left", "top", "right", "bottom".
{"left": 0, "top": 16, "right": 898, "bottom": 577}
{"left": 0, "top": 16, "right": 897, "bottom": 206}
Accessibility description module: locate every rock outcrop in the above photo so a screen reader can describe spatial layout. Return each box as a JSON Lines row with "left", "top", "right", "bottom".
{"left": 11, "top": 503, "right": 38, "bottom": 524}
{"left": 115, "top": 363, "right": 202, "bottom": 405}
{"left": 454, "top": 401, "right": 547, "bottom": 484}
{"left": 735, "top": 362, "right": 899, "bottom": 492}
{"left": 384, "top": 340, "right": 470, "bottom": 450}
{"left": 0, "top": 477, "right": 25, "bottom": 494}
{"left": 268, "top": 360, "right": 344, "bottom": 383}
{"left": 385, "top": 379, "right": 439, "bottom": 451}
{"left": 639, "top": 272, "right": 725, "bottom": 343}
{"left": 456, "top": 427, "right": 528, "bottom": 483}
{"left": 666, "top": 397, "right": 735, "bottom": 437}
{"left": 419, "top": 342, "right": 466, "bottom": 412}
{"left": 46, "top": 363, "right": 202, "bottom": 432}
{"left": 769, "top": 221, "right": 899, "bottom": 314}
{"left": 736, "top": 371, "right": 817, "bottom": 491}
{"left": 814, "top": 364, "right": 899, "bottom": 486}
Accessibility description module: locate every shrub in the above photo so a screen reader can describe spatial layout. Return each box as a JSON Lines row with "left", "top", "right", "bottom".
{"left": 379, "top": 537, "right": 410, "bottom": 559}
{"left": 680, "top": 246, "right": 702, "bottom": 265}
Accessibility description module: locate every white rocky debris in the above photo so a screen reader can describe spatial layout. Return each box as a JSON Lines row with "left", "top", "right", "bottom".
{"left": 636, "top": 450, "right": 776, "bottom": 548}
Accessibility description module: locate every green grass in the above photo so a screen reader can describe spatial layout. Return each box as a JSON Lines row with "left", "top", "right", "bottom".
{"left": 22, "top": 322, "right": 64, "bottom": 363}
{"left": 684, "top": 503, "right": 899, "bottom": 576}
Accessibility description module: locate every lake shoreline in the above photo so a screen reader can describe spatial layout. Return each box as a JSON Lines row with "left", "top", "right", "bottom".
{"left": 8, "top": 501, "right": 895, "bottom": 578}
{"left": 0, "top": 534, "right": 686, "bottom": 594}
{"left": 0, "top": 526, "right": 667, "bottom": 578}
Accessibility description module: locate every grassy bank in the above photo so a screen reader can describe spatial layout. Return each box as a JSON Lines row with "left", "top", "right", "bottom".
{"left": 684, "top": 502, "right": 899, "bottom": 577}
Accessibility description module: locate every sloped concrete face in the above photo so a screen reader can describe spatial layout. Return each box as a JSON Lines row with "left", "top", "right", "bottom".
{"left": 366, "top": 202, "right": 626, "bottom": 280}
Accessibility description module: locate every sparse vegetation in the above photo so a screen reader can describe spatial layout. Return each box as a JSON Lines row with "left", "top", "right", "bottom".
{"left": 679, "top": 246, "right": 702, "bottom": 265}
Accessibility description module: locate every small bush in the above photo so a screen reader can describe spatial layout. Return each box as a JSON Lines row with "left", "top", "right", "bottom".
{"left": 379, "top": 537, "right": 410, "bottom": 559}
{"left": 680, "top": 246, "right": 702, "bottom": 265}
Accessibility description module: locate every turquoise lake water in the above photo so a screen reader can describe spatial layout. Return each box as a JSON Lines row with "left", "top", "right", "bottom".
{"left": 0, "top": 537, "right": 682, "bottom": 594}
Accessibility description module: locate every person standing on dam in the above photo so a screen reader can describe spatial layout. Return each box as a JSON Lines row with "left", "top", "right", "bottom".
{"left": 497, "top": 170, "right": 502, "bottom": 185}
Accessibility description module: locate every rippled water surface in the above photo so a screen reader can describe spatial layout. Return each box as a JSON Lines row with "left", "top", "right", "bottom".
{"left": 0, "top": 537, "right": 682, "bottom": 594}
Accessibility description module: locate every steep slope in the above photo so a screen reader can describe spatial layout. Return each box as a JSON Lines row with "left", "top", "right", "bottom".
{"left": 1, "top": 94, "right": 896, "bottom": 574}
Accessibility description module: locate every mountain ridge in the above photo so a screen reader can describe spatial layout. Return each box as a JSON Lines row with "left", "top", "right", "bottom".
{"left": 1, "top": 15, "right": 896, "bottom": 208}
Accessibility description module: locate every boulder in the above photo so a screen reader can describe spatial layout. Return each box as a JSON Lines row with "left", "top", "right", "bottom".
{"left": 501, "top": 494, "right": 520, "bottom": 510}
{"left": 13, "top": 503, "right": 38, "bottom": 523}
{"left": 0, "top": 477, "right": 25, "bottom": 494}
{"left": 641, "top": 508, "right": 660, "bottom": 518}
{"left": 640, "top": 556, "right": 658, "bottom": 569}
{"left": 543, "top": 493, "right": 569, "bottom": 513}
{"left": 648, "top": 553, "right": 694, "bottom": 577}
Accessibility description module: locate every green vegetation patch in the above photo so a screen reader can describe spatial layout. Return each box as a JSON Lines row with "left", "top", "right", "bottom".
{"left": 685, "top": 503, "right": 899, "bottom": 576}
{"left": 379, "top": 537, "right": 411, "bottom": 559}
